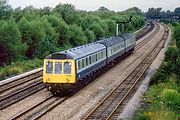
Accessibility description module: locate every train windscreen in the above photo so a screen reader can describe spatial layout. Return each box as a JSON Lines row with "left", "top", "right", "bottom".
{"left": 46, "top": 61, "right": 53, "bottom": 74}
{"left": 55, "top": 62, "right": 62, "bottom": 74}
{"left": 64, "top": 62, "right": 71, "bottom": 74}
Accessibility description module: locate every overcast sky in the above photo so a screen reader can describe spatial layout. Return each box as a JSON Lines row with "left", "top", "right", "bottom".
{"left": 8, "top": 0, "right": 180, "bottom": 12}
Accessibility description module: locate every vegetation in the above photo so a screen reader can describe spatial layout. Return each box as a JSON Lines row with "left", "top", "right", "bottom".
{"left": 134, "top": 23, "right": 180, "bottom": 120}
{"left": 145, "top": 7, "right": 180, "bottom": 23}
{"left": 0, "top": 1, "right": 145, "bottom": 80}
{"left": 0, "top": 58, "right": 42, "bottom": 80}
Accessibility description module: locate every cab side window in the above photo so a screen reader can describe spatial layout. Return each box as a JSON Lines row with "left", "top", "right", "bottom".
{"left": 78, "top": 60, "right": 81, "bottom": 70}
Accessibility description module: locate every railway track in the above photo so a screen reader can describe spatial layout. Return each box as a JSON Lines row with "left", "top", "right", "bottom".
{"left": 135, "top": 22, "right": 155, "bottom": 40}
{"left": 135, "top": 23, "right": 160, "bottom": 51}
{"left": 0, "top": 77, "right": 44, "bottom": 110}
{"left": 83, "top": 24, "right": 169, "bottom": 120}
{"left": 0, "top": 69, "right": 42, "bottom": 94}
{"left": 9, "top": 95, "right": 70, "bottom": 120}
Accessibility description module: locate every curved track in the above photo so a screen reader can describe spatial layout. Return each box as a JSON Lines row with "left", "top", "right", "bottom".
{"left": 135, "top": 23, "right": 160, "bottom": 51}
{"left": 83, "top": 24, "right": 169, "bottom": 120}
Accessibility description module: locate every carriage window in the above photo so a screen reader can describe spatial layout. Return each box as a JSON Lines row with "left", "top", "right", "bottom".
{"left": 103, "top": 50, "right": 106, "bottom": 58}
{"left": 89, "top": 56, "right": 92, "bottom": 64}
{"left": 101, "top": 51, "right": 103, "bottom": 58}
{"left": 55, "top": 62, "right": 62, "bottom": 74}
{"left": 64, "top": 62, "right": 71, "bottom": 74}
{"left": 46, "top": 61, "right": 53, "bottom": 74}
{"left": 92, "top": 55, "right": 95, "bottom": 63}
{"left": 95, "top": 54, "right": 98, "bottom": 61}
{"left": 82, "top": 59, "right": 85, "bottom": 68}
{"left": 86, "top": 57, "right": 88, "bottom": 66}
{"left": 78, "top": 60, "right": 81, "bottom": 70}
{"left": 98, "top": 52, "right": 101, "bottom": 60}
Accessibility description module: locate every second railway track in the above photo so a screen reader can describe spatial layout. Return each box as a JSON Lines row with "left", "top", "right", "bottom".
{"left": 10, "top": 95, "right": 70, "bottom": 120}
{"left": 83, "top": 24, "right": 169, "bottom": 120}
{"left": 0, "top": 69, "right": 42, "bottom": 94}
{"left": 135, "top": 23, "right": 160, "bottom": 51}
{"left": 0, "top": 78, "right": 44, "bottom": 110}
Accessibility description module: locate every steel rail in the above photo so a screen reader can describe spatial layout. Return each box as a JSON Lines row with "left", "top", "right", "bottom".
{"left": 10, "top": 95, "right": 53, "bottom": 120}
{"left": 0, "top": 70, "right": 42, "bottom": 94}
{"left": 0, "top": 79, "right": 44, "bottom": 110}
{"left": 135, "top": 23, "right": 160, "bottom": 51}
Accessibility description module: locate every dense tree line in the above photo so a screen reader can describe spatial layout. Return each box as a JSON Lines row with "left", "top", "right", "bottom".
{"left": 0, "top": 1, "right": 145, "bottom": 66}
{"left": 146, "top": 7, "right": 180, "bottom": 21}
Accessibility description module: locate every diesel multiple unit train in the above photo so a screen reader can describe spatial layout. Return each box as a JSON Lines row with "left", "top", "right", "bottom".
{"left": 43, "top": 33, "right": 135, "bottom": 94}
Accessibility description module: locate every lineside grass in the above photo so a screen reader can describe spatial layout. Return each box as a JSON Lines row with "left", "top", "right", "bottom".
{"left": 0, "top": 58, "right": 42, "bottom": 81}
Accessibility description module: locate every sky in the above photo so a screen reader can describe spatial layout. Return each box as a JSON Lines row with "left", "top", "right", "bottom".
{"left": 8, "top": 0, "right": 180, "bottom": 12}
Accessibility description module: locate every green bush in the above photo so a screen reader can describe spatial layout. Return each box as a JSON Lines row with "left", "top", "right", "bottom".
{"left": 0, "top": 58, "right": 42, "bottom": 81}
{"left": 160, "top": 89, "right": 180, "bottom": 112}
{"left": 135, "top": 82, "right": 180, "bottom": 120}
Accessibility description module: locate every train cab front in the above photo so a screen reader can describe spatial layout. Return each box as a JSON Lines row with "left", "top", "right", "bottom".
{"left": 43, "top": 59, "right": 76, "bottom": 94}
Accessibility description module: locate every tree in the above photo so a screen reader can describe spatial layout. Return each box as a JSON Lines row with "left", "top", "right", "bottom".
{"left": 0, "top": 19, "right": 26, "bottom": 65}
{"left": 81, "top": 15, "right": 101, "bottom": 30}
{"left": 84, "top": 29, "right": 95, "bottom": 43}
{"left": 18, "top": 18, "right": 46, "bottom": 58}
{"left": 125, "top": 7, "right": 143, "bottom": 15}
{"left": 69, "top": 25, "right": 87, "bottom": 46}
{"left": 146, "top": 8, "right": 162, "bottom": 19}
{"left": 39, "top": 7, "right": 52, "bottom": 16}
{"left": 53, "top": 3, "right": 79, "bottom": 24}
{"left": 45, "top": 15, "right": 70, "bottom": 47}
{"left": 0, "top": 0, "right": 12, "bottom": 19}
{"left": 165, "top": 46, "right": 179, "bottom": 64}
{"left": 174, "top": 25, "right": 180, "bottom": 49}
{"left": 174, "top": 7, "right": 180, "bottom": 13}
{"left": 88, "top": 23, "right": 105, "bottom": 39}
{"left": 98, "top": 6, "right": 111, "bottom": 12}
{"left": 35, "top": 17, "right": 58, "bottom": 58}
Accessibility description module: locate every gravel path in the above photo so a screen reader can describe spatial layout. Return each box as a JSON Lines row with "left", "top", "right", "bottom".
{"left": 118, "top": 25, "right": 172, "bottom": 120}
{"left": 38, "top": 24, "right": 165, "bottom": 120}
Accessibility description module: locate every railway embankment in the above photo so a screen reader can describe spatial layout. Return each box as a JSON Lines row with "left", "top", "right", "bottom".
{"left": 132, "top": 24, "right": 180, "bottom": 120}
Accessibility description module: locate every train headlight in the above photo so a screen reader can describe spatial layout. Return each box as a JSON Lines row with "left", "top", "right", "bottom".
{"left": 48, "top": 86, "right": 51, "bottom": 90}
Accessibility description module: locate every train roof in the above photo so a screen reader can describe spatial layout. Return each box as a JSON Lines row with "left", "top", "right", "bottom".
{"left": 119, "top": 33, "right": 135, "bottom": 39}
{"left": 45, "top": 42, "right": 106, "bottom": 60}
{"left": 98, "top": 36, "right": 124, "bottom": 47}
